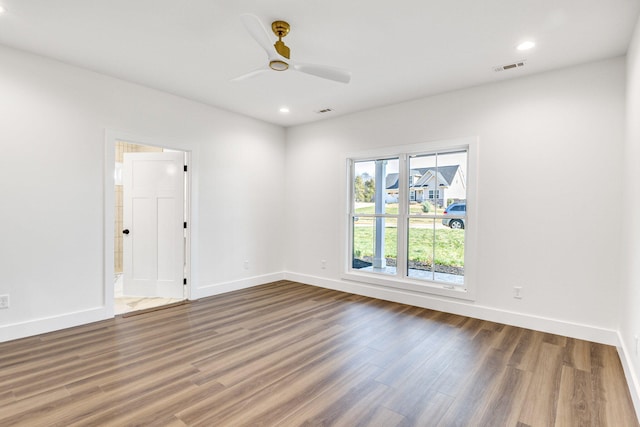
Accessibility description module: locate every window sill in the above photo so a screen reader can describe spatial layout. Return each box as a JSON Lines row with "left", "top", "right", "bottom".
{"left": 341, "top": 270, "right": 476, "bottom": 302}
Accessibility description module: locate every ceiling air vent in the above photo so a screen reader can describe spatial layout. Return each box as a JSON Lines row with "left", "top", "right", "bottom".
{"left": 316, "top": 108, "right": 333, "bottom": 114}
{"left": 494, "top": 60, "right": 526, "bottom": 72}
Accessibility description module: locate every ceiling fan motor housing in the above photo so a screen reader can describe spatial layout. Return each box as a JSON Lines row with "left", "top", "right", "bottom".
{"left": 271, "top": 21, "right": 290, "bottom": 37}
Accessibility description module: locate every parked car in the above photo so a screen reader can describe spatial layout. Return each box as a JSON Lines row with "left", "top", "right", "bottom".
{"left": 442, "top": 202, "right": 466, "bottom": 229}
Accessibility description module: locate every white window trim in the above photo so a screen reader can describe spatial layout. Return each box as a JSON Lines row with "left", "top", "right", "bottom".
{"left": 342, "top": 136, "right": 479, "bottom": 301}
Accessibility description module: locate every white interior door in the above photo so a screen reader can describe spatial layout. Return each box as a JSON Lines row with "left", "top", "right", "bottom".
{"left": 123, "top": 151, "right": 185, "bottom": 298}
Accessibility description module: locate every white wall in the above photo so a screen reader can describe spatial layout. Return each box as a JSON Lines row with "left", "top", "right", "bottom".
{"left": 0, "top": 44, "right": 285, "bottom": 341}
{"left": 285, "top": 57, "right": 626, "bottom": 344}
{"left": 620, "top": 14, "right": 640, "bottom": 416}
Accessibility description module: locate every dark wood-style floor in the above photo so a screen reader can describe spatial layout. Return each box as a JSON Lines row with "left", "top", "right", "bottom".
{"left": 0, "top": 281, "right": 637, "bottom": 426}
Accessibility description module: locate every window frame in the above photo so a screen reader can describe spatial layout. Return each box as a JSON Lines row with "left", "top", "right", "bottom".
{"left": 343, "top": 137, "right": 478, "bottom": 301}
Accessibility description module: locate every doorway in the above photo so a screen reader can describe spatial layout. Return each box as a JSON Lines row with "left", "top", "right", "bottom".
{"left": 113, "top": 141, "right": 189, "bottom": 315}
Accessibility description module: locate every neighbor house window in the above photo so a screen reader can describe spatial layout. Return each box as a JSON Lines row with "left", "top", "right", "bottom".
{"left": 347, "top": 138, "right": 476, "bottom": 299}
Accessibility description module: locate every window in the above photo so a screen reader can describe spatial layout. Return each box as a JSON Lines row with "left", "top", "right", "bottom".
{"left": 407, "top": 151, "right": 467, "bottom": 284}
{"left": 351, "top": 158, "right": 399, "bottom": 276}
{"left": 346, "top": 138, "right": 476, "bottom": 299}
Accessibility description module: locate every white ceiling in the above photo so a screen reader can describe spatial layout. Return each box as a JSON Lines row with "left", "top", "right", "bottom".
{"left": 0, "top": 0, "right": 638, "bottom": 127}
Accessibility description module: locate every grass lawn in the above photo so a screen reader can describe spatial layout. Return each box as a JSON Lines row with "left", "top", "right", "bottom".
{"left": 353, "top": 224, "right": 464, "bottom": 267}
{"left": 353, "top": 203, "right": 464, "bottom": 267}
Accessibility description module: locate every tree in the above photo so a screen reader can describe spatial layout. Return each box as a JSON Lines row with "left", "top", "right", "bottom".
{"left": 354, "top": 175, "right": 366, "bottom": 202}
{"left": 364, "top": 178, "right": 375, "bottom": 202}
{"left": 354, "top": 175, "right": 376, "bottom": 202}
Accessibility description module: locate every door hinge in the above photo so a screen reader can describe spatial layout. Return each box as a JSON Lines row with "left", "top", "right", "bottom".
{"left": 183, "top": 278, "right": 187, "bottom": 285}
{"left": 184, "top": 222, "right": 187, "bottom": 229}
{"left": 184, "top": 165, "right": 188, "bottom": 172}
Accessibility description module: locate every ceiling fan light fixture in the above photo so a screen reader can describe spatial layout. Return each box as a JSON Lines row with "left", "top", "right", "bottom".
{"left": 269, "top": 60, "right": 289, "bottom": 71}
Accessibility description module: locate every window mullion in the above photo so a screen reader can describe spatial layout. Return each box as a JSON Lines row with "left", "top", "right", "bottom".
{"left": 396, "top": 154, "right": 408, "bottom": 278}
{"left": 347, "top": 159, "right": 354, "bottom": 272}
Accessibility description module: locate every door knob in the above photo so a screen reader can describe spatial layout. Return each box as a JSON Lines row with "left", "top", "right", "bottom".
{"left": 123, "top": 229, "right": 130, "bottom": 235}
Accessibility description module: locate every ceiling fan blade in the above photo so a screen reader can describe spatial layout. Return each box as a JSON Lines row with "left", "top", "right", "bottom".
{"left": 240, "top": 14, "right": 276, "bottom": 57}
{"left": 231, "top": 67, "right": 270, "bottom": 82}
{"left": 292, "top": 62, "right": 351, "bottom": 84}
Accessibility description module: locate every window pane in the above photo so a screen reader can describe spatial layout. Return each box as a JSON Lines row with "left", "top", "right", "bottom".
{"left": 407, "top": 218, "right": 435, "bottom": 281}
{"left": 434, "top": 225, "right": 465, "bottom": 285}
{"left": 409, "top": 151, "right": 467, "bottom": 213}
{"left": 436, "top": 151, "right": 467, "bottom": 209}
{"left": 353, "top": 158, "right": 399, "bottom": 215}
{"left": 352, "top": 217, "right": 397, "bottom": 275}
{"left": 407, "top": 218, "right": 465, "bottom": 285}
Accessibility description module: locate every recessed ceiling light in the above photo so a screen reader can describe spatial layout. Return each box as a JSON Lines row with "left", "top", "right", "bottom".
{"left": 517, "top": 41, "right": 536, "bottom": 51}
{"left": 279, "top": 107, "right": 290, "bottom": 114}
{"left": 0, "top": 6, "right": 6, "bottom": 14}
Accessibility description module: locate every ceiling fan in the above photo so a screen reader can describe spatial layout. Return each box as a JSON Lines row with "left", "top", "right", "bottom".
{"left": 233, "top": 14, "right": 351, "bottom": 84}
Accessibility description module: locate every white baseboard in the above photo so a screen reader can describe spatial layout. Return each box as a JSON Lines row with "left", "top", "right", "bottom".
{"left": 0, "top": 270, "right": 619, "bottom": 350}
{"left": 0, "top": 272, "right": 287, "bottom": 343}
{"left": 617, "top": 332, "right": 640, "bottom": 421}
{"left": 0, "top": 307, "right": 107, "bottom": 343}
{"left": 192, "top": 272, "right": 286, "bottom": 300}
{"left": 284, "top": 272, "right": 619, "bottom": 346}
{"left": 1, "top": 272, "right": 619, "bottom": 347}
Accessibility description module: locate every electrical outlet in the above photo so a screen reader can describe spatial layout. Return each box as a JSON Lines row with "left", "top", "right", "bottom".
{"left": 244, "top": 260, "right": 249, "bottom": 270}
{"left": 321, "top": 259, "right": 327, "bottom": 269}
{"left": 513, "top": 286, "right": 523, "bottom": 299}
{"left": 0, "top": 295, "right": 9, "bottom": 309}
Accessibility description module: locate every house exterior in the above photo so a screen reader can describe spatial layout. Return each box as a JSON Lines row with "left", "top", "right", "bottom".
{"left": 385, "top": 165, "right": 466, "bottom": 206}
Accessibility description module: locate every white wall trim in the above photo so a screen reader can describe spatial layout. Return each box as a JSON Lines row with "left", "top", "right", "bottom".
{"left": 284, "top": 271, "right": 619, "bottom": 346}
{"left": 1, "top": 271, "right": 619, "bottom": 348}
{"left": 0, "top": 271, "right": 286, "bottom": 342}
{"left": 618, "top": 331, "right": 640, "bottom": 421}
{"left": 104, "top": 131, "right": 116, "bottom": 318}
{"left": 192, "top": 272, "right": 286, "bottom": 300}
{"left": 343, "top": 136, "right": 480, "bottom": 302}
{"left": 0, "top": 307, "right": 107, "bottom": 343}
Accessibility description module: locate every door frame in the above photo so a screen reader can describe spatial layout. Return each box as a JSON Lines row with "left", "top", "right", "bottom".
{"left": 104, "top": 130, "right": 192, "bottom": 317}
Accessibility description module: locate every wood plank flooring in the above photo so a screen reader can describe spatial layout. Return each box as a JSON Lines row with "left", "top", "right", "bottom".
{"left": 0, "top": 280, "right": 637, "bottom": 426}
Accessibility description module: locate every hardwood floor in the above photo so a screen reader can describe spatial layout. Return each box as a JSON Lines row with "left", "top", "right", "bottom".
{"left": 0, "top": 280, "right": 637, "bottom": 426}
